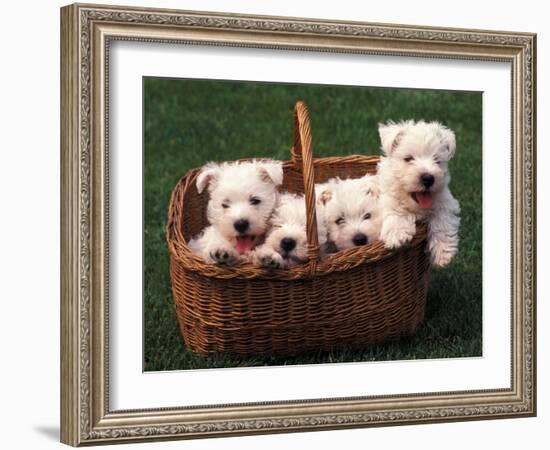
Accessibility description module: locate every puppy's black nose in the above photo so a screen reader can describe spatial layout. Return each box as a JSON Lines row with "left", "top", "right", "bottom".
{"left": 352, "top": 233, "right": 368, "bottom": 246}
{"left": 233, "top": 219, "right": 249, "bottom": 234}
{"left": 420, "top": 173, "right": 435, "bottom": 189}
{"left": 280, "top": 237, "right": 296, "bottom": 252}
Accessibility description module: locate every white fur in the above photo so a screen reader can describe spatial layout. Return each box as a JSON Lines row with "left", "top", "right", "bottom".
{"left": 377, "top": 120, "right": 460, "bottom": 267}
{"left": 251, "top": 193, "right": 328, "bottom": 268}
{"left": 188, "top": 159, "right": 283, "bottom": 265}
{"left": 316, "top": 174, "right": 382, "bottom": 251}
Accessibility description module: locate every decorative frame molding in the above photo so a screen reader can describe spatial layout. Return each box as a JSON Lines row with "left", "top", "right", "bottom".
{"left": 60, "top": 3, "right": 536, "bottom": 446}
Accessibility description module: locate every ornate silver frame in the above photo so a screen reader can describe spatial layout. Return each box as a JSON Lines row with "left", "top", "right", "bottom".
{"left": 60, "top": 3, "right": 536, "bottom": 446}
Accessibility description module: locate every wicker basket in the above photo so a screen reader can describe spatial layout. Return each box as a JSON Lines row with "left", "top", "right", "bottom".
{"left": 166, "top": 101, "right": 430, "bottom": 356}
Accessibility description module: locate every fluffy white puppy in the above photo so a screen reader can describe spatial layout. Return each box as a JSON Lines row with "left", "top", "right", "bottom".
{"left": 377, "top": 120, "right": 460, "bottom": 267}
{"left": 188, "top": 159, "right": 283, "bottom": 265}
{"left": 316, "top": 174, "right": 382, "bottom": 251}
{"left": 252, "top": 192, "right": 328, "bottom": 268}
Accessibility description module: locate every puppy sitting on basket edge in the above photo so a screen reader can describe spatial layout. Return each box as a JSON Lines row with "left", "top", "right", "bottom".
{"left": 377, "top": 120, "right": 460, "bottom": 267}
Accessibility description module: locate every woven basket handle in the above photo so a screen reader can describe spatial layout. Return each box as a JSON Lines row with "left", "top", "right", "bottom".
{"left": 290, "top": 101, "right": 320, "bottom": 272}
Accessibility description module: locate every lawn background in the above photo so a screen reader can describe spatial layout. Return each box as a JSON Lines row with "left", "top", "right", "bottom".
{"left": 144, "top": 77, "right": 482, "bottom": 371}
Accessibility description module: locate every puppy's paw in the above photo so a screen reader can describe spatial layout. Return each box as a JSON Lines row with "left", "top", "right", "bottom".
{"left": 429, "top": 241, "right": 457, "bottom": 267}
{"left": 382, "top": 226, "right": 415, "bottom": 249}
{"left": 252, "top": 247, "right": 285, "bottom": 269}
{"left": 206, "top": 245, "right": 240, "bottom": 266}
{"left": 261, "top": 252, "right": 285, "bottom": 269}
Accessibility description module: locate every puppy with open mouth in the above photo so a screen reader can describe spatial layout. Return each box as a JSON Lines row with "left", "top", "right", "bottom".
{"left": 377, "top": 120, "right": 461, "bottom": 267}
{"left": 188, "top": 159, "right": 283, "bottom": 265}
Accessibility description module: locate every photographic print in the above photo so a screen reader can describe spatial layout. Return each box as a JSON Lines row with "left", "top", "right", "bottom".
{"left": 145, "top": 78, "right": 482, "bottom": 371}
{"left": 61, "top": 3, "right": 535, "bottom": 446}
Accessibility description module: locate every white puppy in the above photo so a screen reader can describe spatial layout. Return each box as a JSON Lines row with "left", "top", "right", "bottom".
{"left": 252, "top": 193, "right": 328, "bottom": 268}
{"left": 188, "top": 159, "right": 283, "bottom": 265}
{"left": 316, "top": 174, "right": 382, "bottom": 251}
{"left": 377, "top": 120, "right": 460, "bottom": 267}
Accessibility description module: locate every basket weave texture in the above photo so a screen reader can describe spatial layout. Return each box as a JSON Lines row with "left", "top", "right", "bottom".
{"left": 166, "top": 101, "right": 430, "bottom": 356}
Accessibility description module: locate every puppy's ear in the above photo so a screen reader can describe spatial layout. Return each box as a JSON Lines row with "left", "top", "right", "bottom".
{"left": 365, "top": 186, "right": 380, "bottom": 199}
{"left": 378, "top": 121, "right": 406, "bottom": 155}
{"left": 258, "top": 160, "right": 284, "bottom": 186}
{"left": 360, "top": 175, "right": 380, "bottom": 199}
{"left": 319, "top": 190, "right": 333, "bottom": 205}
{"left": 196, "top": 163, "right": 220, "bottom": 194}
{"left": 438, "top": 125, "right": 456, "bottom": 160}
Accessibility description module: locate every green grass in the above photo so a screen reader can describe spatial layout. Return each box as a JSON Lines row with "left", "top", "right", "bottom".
{"left": 143, "top": 77, "right": 482, "bottom": 371}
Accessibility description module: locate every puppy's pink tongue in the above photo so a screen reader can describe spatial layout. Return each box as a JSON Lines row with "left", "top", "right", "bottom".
{"left": 416, "top": 191, "right": 433, "bottom": 209}
{"left": 236, "top": 236, "right": 255, "bottom": 254}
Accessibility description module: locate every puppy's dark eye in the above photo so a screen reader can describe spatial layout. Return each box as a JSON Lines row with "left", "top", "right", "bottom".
{"left": 404, "top": 156, "right": 414, "bottom": 163}
{"left": 221, "top": 203, "right": 229, "bottom": 209}
{"left": 434, "top": 159, "right": 441, "bottom": 165}
{"left": 335, "top": 217, "right": 345, "bottom": 225}
{"left": 363, "top": 213, "right": 371, "bottom": 220}
{"left": 250, "top": 197, "right": 262, "bottom": 205}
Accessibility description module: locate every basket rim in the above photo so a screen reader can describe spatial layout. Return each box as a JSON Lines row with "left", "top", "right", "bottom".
{"left": 166, "top": 154, "right": 428, "bottom": 281}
